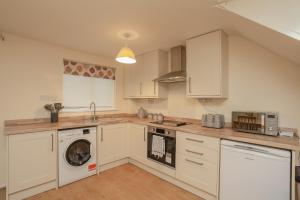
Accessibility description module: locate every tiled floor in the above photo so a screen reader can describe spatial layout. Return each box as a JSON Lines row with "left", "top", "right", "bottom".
{"left": 27, "top": 164, "right": 203, "bottom": 200}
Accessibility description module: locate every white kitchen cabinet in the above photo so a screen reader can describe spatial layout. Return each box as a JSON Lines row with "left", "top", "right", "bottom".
{"left": 124, "top": 61, "right": 142, "bottom": 97}
{"left": 176, "top": 153, "right": 219, "bottom": 195}
{"left": 176, "top": 131, "right": 220, "bottom": 196}
{"left": 8, "top": 131, "right": 57, "bottom": 194}
{"left": 98, "top": 123, "right": 128, "bottom": 165}
{"left": 129, "top": 123, "right": 147, "bottom": 163}
{"left": 186, "top": 30, "right": 228, "bottom": 98}
{"left": 124, "top": 50, "right": 168, "bottom": 98}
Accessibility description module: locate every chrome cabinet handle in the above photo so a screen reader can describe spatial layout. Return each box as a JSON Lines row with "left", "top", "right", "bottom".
{"left": 185, "top": 159, "right": 203, "bottom": 166}
{"left": 144, "top": 127, "right": 146, "bottom": 141}
{"left": 186, "top": 138, "right": 204, "bottom": 143}
{"left": 101, "top": 127, "right": 103, "bottom": 142}
{"left": 186, "top": 149, "right": 204, "bottom": 156}
{"left": 51, "top": 134, "right": 54, "bottom": 152}
{"left": 188, "top": 77, "right": 192, "bottom": 94}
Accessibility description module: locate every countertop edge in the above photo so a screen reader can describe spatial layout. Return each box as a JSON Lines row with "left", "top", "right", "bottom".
{"left": 4, "top": 117, "right": 300, "bottom": 151}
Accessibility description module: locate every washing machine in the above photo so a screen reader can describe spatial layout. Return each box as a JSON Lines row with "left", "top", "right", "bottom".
{"left": 58, "top": 127, "right": 97, "bottom": 187}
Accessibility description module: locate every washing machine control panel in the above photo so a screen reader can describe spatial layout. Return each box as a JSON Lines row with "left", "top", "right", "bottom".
{"left": 59, "top": 127, "right": 96, "bottom": 138}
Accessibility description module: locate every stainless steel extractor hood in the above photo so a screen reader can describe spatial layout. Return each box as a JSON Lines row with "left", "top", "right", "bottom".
{"left": 154, "top": 45, "right": 186, "bottom": 83}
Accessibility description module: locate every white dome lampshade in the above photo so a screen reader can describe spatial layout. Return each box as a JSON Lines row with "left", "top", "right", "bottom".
{"left": 115, "top": 46, "right": 136, "bottom": 64}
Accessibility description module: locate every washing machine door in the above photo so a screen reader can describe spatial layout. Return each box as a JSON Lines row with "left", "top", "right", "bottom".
{"left": 65, "top": 139, "right": 91, "bottom": 166}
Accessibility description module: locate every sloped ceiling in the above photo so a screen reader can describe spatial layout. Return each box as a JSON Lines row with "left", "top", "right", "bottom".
{"left": 216, "top": 0, "right": 300, "bottom": 41}
{"left": 0, "top": 0, "right": 299, "bottom": 65}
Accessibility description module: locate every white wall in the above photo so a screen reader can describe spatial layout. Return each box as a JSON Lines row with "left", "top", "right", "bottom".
{"left": 0, "top": 33, "right": 128, "bottom": 186}
{"left": 129, "top": 36, "right": 300, "bottom": 131}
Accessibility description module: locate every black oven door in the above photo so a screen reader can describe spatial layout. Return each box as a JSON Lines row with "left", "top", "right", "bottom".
{"left": 147, "top": 132, "right": 176, "bottom": 168}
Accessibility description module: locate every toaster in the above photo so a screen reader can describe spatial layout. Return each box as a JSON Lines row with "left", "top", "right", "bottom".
{"left": 202, "top": 114, "right": 225, "bottom": 129}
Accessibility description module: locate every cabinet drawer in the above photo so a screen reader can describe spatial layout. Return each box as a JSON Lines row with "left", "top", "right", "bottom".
{"left": 176, "top": 153, "right": 218, "bottom": 195}
{"left": 177, "top": 132, "right": 220, "bottom": 152}
{"left": 182, "top": 145, "right": 219, "bottom": 164}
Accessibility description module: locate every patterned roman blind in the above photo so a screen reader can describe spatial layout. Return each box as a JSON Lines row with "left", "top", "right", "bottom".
{"left": 63, "top": 59, "right": 116, "bottom": 80}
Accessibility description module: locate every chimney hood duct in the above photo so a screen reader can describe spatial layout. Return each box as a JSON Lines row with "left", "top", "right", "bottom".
{"left": 154, "top": 46, "right": 186, "bottom": 83}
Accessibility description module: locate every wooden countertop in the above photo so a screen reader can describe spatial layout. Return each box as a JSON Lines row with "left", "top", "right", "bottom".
{"left": 4, "top": 116, "right": 300, "bottom": 151}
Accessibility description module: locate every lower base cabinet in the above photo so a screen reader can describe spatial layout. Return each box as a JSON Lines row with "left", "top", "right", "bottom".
{"left": 6, "top": 123, "right": 222, "bottom": 200}
{"left": 176, "top": 131, "right": 220, "bottom": 196}
{"left": 129, "top": 123, "right": 147, "bottom": 164}
{"left": 98, "top": 123, "right": 147, "bottom": 167}
{"left": 8, "top": 131, "right": 57, "bottom": 194}
{"left": 176, "top": 153, "right": 219, "bottom": 195}
{"left": 98, "top": 123, "right": 129, "bottom": 165}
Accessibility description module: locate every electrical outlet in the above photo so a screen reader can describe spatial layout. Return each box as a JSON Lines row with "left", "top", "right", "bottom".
{"left": 40, "top": 95, "right": 58, "bottom": 102}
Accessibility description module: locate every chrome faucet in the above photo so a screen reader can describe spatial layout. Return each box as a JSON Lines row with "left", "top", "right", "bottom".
{"left": 90, "top": 102, "right": 96, "bottom": 122}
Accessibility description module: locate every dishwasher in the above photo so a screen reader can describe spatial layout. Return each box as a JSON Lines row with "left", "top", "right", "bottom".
{"left": 220, "top": 140, "right": 291, "bottom": 200}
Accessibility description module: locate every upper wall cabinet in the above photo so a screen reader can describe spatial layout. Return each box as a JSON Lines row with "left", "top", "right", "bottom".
{"left": 186, "top": 30, "right": 228, "bottom": 98}
{"left": 124, "top": 50, "right": 168, "bottom": 98}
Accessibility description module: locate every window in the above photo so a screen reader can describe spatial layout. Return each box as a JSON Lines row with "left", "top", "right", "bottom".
{"left": 63, "top": 59, "right": 116, "bottom": 112}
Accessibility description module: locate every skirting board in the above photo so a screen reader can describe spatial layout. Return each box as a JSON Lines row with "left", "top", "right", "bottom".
{"left": 98, "top": 158, "right": 129, "bottom": 174}
{"left": 129, "top": 159, "right": 217, "bottom": 200}
{"left": 8, "top": 180, "right": 56, "bottom": 200}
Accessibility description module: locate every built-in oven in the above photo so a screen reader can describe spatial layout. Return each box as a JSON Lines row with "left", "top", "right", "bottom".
{"left": 147, "top": 126, "right": 176, "bottom": 168}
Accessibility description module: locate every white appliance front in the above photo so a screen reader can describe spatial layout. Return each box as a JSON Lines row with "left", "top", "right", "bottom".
{"left": 59, "top": 127, "right": 97, "bottom": 187}
{"left": 220, "top": 140, "right": 291, "bottom": 200}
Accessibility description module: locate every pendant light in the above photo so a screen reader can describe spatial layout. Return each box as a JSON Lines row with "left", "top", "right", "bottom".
{"left": 115, "top": 32, "right": 137, "bottom": 64}
{"left": 116, "top": 46, "right": 136, "bottom": 64}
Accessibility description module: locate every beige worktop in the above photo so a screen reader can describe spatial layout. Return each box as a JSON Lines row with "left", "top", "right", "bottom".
{"left": 4, "top": 115, "right": 300, "bottom": 151}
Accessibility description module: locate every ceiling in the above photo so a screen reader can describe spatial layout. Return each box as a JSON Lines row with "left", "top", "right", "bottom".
{"left": 217, "top": 0, "right": 300, "bottom": 41}
{"left": 0, "top": 0, "right": 299, "bottom": 65}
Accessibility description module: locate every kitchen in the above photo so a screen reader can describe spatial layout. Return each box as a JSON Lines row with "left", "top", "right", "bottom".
{"left": 1, "top": 0, "right": 300, "bottom": 200}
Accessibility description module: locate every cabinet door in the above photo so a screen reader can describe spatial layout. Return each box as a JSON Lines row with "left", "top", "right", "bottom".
{"left": 186, "top": 31, "right": 227, "bottom": 97}
{"left": 124, "top": 58, "right": 143, "bottom": 98}
{"left": 8, "top": 131, "right": 57, "bottom": 194}
{"left": 141, "top": 51, "right": 159, "bottom": 97}
{"left": 129, "top": 124, "right": 147, "bottom": 163}
{"left": 98, "top": 124, "right": 128, "bottom": 165}
{"left": 124, "top": 50, "right": 168, "bottom": 99}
